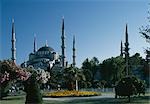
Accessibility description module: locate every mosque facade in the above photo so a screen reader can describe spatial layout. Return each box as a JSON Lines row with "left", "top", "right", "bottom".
{"left": 26, "top": 44, "right": 61, "bottom": 70}
{"left": 11, "top": 18, "right": 76, "bottom": 70}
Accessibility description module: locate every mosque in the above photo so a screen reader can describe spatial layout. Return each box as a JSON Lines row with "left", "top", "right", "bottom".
{"left": 26, "top": 42, "right": 61, "bottom": 70}
{"left": 11, "top": 18, "right": 76, "bottom": 71}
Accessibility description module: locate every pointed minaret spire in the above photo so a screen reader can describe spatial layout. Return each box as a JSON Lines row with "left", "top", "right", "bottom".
{"left": 11, "top": 18, "right": 16, "bottom": 63}
{"left": 61, "top": 17, "right": 66, "bottom": 68}
{"left": 45, "top": 40, "right": 48, "bottom": 47}
{"left": 33, "top": 34, "right": 37, "bottom": 53}
{"left": 124, "top": 24, "right": 130, "bottom": 76}
{"left": 120, "top": 40, "right": 123, "bottom": 57}
{"left": 125, "top": 24, "right": 128, "bottom": 44}
{"left": 72, "top": 35, "right": 76, "bottom": 67}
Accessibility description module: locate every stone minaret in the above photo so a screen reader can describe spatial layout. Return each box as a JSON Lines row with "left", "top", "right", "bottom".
{"left": 11, "top": 19, "right": 16, "bottom": 63}
{"left": 61, "top": 17, "right": 66, "bottom": 68}
{"left": 72, "top": 35, "right": 76, "bottom": 67}
{"left": 45, "top": 40, "right": 48, "bottom": 47}
{"left": 124, "top": 24, "right": 130, "bottom": 76}
{"left": 33, "top": 34, "right": 37, "bottom": 53}
{"left": 120, "top": 40, "right": 123, "bottom": 57}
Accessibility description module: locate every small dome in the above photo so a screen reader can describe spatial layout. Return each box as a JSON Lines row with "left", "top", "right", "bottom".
{"left": 38, "top": 46, "right": 54, "bottom": 52}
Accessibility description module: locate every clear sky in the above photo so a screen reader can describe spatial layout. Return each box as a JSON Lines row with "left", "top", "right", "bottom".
{"left": 0, "top": 0, "right": 149, "bottom": 67}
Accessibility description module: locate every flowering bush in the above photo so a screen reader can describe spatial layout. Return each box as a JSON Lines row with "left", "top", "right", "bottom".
{"left": 0, "top": 60, "right": 30, "bottom": 83}
{"left": 0, "top": 60, "right": 30, "bottom": 99}
{"left": 0, "top": 60, "right": 50, "bottom": 102}
{"left": 36, "top": 69, "right": 50, "bottom": 84}
{"left": 43, "top": 90, "right": 101, "bottom": 97}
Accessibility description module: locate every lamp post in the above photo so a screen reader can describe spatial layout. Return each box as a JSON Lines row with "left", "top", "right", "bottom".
{"left": 75, "top": 73, "right": 78, "bottom": 91}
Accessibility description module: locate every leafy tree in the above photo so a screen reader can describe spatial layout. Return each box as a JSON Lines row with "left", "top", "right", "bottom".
{"left": 139, "top": 4, "right": 150, "bottom": 86}
{"left": 129, "top": 53, "right": 142, "bottom": 66}
{"left": 100, "top": 56, "right": 125, "bottom": 85}
{"left": 139, "top": 4, "right": 150, "bottom": 62}
{"left": 129, "top": 53, "right": 146, "bottom": 73}
{"left": 81, "top": 57, "right": 100, "bottom": 88}
{"left": 115, "top": 76, "right": 136, "bottom": 102}
{"left": 63, "top": 66, "right": 85, "bottom": 90}
{"left": 63, "top": 67, "right": 75, "bottom": 90}
{"left": 115, "top": 76, "right": 146, "bottom": 102}
{"left": 47, "top": 66, "right": 62, "bottom": 89}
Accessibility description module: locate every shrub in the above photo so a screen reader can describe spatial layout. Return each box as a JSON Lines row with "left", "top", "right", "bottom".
{"left": 0, "top": 60, "right": 29, "bottom": 99}
{"left": 131, "top": 77, "right": 146, "bottom": 96}
{"left": 24, "top": 73, "right": 42, "bottom": 104}
{"left": 0, "top": 81, "right": 11, "bottom": 99}
{"left": 115, "top": 76, "right": 146, "bottom": 102}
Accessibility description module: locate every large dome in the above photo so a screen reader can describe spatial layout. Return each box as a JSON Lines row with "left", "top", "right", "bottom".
{"left": 38, "top": 46, "right": 54, "bottom": 52}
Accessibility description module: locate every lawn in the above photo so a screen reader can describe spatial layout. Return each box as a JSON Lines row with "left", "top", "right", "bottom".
{"left": 0, "top": 93, "right": 150, "bottom": 104}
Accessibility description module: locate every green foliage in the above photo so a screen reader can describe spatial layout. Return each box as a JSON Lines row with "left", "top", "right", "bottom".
{"left": 81, "top": 57, "right": 100, "bottom": 88}
{"left": 100, "top": 56, "right": 125, "bottom": 84}
{"left": 115, "top": 76, "right": 146, "bottom": 102}
{"left": 115, "top": 77, "right": 137, "bottom": 96}
{"left": 0, "top": 81, "right": 11, "bottom": 99}
{"left": 80, "top": 53, "right": 147, "bottom": 89}
{"left": 129, "top": 53, "right": 149, "bottom": 86}
{"left": 139, "top": 4, "right": 150, "bottom": 62}
{"left": 62, "top": 66, "right": 85, "bottom": 90}
{"left": 24, "top": 72, "right": 42, "bottom": 104}
{"left": 139, "top": 5, "right": 150, "bottom": 87}
{"left": 48, "top": 69, "right": 62, "bottom": 89}
{"left": 131, "top": 76, "right": 146, "bottom": 95}
{"left": 63, "top": 67, "right": 76, "bottom": 90}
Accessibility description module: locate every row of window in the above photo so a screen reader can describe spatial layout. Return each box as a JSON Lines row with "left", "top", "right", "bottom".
{"left": 37, "top": 51, "right": 53, "bottom": 55}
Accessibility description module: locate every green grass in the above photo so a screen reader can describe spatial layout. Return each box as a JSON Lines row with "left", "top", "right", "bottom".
{"left": 0, "top": 93, "right": 150, "bottom": 104}
{"left": 0, "top": 95, "right": 25, "bottom": 104}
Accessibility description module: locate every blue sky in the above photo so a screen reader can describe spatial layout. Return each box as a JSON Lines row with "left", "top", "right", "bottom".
{"left": 0, "top": 0, "right": 149, "bottom": 67}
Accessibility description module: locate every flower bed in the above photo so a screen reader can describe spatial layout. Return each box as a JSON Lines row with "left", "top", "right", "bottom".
{"left": 43, "top": 90, "right": 101, "bottom": 97}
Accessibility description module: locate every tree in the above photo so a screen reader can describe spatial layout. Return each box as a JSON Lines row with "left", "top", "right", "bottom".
{"left": 100, "top": 56, "right": 125, "bottom": 85}
{"left": 48, "top": 69, "right": 62, "bottom": 89}
{"left": 63, "top": 67, "right": 75, "bottom": 90}
{"left": 81, "top": 57, "right": 100, "bottom": 88}
{"left": 62, "top": 66, "right": 85, "bottom": 90}
{"left": 115, "top": 76, "right": 136, "bottom": 102}
{"left": 129, "top": 53, "right": 146, "bottom": 76}
{"left": 139, "top": 4, "right": 150, "bottom": 62}
{"left": 139, "top": 4, "right": 150, "bottom": 86}
{"left": 115, "top": 76, "right": 146, "bottom": 102}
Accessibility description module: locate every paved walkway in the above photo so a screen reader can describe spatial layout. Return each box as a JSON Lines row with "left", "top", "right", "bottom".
{"left": 43, "top": 93, "right": 115, "bottom": 101}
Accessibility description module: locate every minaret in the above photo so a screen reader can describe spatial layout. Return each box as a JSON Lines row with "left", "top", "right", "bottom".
{"left": 72, "top": 35, "right": 76, "bottom": 67}
{"left": 45, "top": 40, "right": 48, "bottom": 47}
{"left": 61, "top": 17, "right": 66, "bottom": 68}
{"left": 120, "top": 40, "right": 123, "bottom": 57}
{"left": 33, "top": 34, "right": 37, "bottom": 53}
{"left": 72, "top": 35, "right": 78, "bottom": 91}
{"left": 124, "top": 24, "right": 130, "bottom": 76}
{"left": 11, "top": 19, "right": 16, "bottom": 63}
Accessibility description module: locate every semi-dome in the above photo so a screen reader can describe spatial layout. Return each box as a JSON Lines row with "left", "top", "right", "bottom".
{"left": 38, "top": 46, "right": 54, "bottom": 52}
